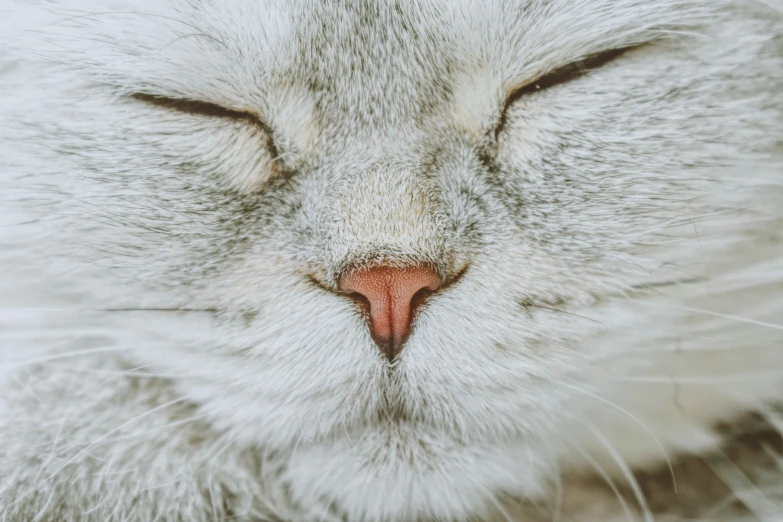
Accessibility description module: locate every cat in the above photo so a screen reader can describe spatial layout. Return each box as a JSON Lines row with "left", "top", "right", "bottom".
{"left": 0, "top": 0, "right": 782, "bottom": 520}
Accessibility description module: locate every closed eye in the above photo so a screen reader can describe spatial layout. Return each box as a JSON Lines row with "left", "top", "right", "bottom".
{"left": 131, "top": 93, "right": 263, "bottom": 123}
{"left": 130, "top": 93, "right": 279, "bottom": 157}
{"left": 496, "top": 47, "right": 634, "bottom": 136}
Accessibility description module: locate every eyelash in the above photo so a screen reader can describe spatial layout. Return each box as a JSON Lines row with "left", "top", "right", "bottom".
{"left": 495, "top": 47, "right": 632, "bottom": 136}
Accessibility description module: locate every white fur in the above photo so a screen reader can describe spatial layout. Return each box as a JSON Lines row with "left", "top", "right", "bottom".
{"left": 1, "top": 0, "right": 782, "bottom": 520}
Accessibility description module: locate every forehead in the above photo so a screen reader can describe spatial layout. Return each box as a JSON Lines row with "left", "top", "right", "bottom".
{"left": 25, "top": 0, "right": 698, "bottom": 96}
{"left": 25, "top": 0, "right": 699, "bottom": 144}
{"left": 277, "top": 2, "right": 459, "bottom": 134}
{"left": 204, "top": 0, "right": 692, "bottom": 138}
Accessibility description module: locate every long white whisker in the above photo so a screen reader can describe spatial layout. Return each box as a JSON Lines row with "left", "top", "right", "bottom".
{"left": 38, "top": 363, "right": 212, "bottom": 380}
{"left": 558, "top": 381, "right": 677, "bottom": 492}
{"left": 566, "top": 441, "right": 636, "bottom": 522}
{"left": 649, "top": 304, "right": 783, "bottom": 331}
{"left": 70, "top": 411, "right": 211, "bottom": 451}
{"left": 707, "top": 449, "right": 783, "bottom": 519}
{"left": 11, "top": 396, "right": 190, "bottom": 508}
{"left": 1, "top": 347, "right": 126, "bottom": 369}
{"left": 585, "top": 421, "right": 654, "bottom": 522}
{"left": 611, "top": 372, "right": 783, "bottom": 384}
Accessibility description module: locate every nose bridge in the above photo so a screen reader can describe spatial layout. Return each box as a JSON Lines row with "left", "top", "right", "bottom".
{"left": 325, "top": 162, "right": 446, "bottom": 271}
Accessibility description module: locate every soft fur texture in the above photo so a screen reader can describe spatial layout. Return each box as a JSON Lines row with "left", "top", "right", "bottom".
{"left": 0, "top": 0, "right": 782, "bottom": 521}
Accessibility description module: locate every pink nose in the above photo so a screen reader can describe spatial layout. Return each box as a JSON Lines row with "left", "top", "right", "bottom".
{"left": 339, "top": 265, "right": 442, "bottom": 360}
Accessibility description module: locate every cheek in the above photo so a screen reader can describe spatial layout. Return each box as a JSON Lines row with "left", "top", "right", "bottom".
{"left": 494, "top": 89, "right": 721, "bottom": 281}
{"left": 136, "top": 119, "right": 277, "bottom": 193}
{"left": 28, "top": 96, "right": 288, "bottom": 293}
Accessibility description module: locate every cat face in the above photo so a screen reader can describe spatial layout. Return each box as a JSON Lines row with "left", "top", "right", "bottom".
{"left": 4, "top": 0, "right": 782, "bottom": 519}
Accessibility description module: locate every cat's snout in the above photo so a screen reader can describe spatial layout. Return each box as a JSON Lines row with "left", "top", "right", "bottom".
{"left": 339, "top": 265, "right": 442, "bottom": 361}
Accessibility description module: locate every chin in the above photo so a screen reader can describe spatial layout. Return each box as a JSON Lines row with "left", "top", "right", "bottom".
{"left": 283, "top": 425, "right": 549, "bottom": 522}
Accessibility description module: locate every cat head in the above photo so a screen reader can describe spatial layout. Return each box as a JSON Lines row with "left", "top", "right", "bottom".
{"left": 3, "top": 0, "right": 782, "bottom": 519}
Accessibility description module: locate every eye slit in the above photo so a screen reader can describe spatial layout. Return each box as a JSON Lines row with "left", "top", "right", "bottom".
{"left": 131, "top": 93, "right": 265, "bottom": 123}
{"left": 131, "top": 93, "right": 280, "bottom": 159}
{"left": 495, "top": 46, "right": 633, "bottom": 137}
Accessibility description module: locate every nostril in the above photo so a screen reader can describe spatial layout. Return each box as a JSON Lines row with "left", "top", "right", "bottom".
{"left": 345, "top": 291, "right": 371, "bottom": 313}
{"left": 410, "top": 287, "right": 436, "bottom": 315}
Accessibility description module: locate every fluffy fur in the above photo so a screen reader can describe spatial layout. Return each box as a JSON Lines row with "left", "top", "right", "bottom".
{"left": 0, "top": 0, "right": 782, "bottom": 520}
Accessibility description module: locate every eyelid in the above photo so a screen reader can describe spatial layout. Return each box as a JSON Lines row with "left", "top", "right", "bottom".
{"left": 495, "top": 46, "right": 634, "bottom": 135}
{"left": 131, "top": 93, "right": 280, "bottom": 158}
{"left": 131, "top": 93, "right": 267, "bottom": 127}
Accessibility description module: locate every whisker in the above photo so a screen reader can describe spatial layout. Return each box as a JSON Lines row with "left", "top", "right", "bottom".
{"left": 0, "top": 306, "right": 221, "bottom": 314}
{"left": 566, "top": 441, "right": 636, "bottom": 522}
{"left": 585, "top": 421, "right": 654, "bottom": 522}
{"left": 611, "top": 372, "right": 783, "bottom": 385}
{"left": 39, "top": 364, "right": 212, "bottom": 380}
{"left": 707, "top": 449, "right": 783, "bottom": 519}
{"left": 523, "top": 304, "right": 607, "bottom": 327}
{"left": 537, "top": 437, "right": 564, "bottom": 522}
{"left": 1, "top": 347, "right": 126, "bottom": 370}
{"left": 70, "top": 411, "right": 211, "bottom": 451}
{"left": 99, "top": 308, "right": 220, "bottom": 313}
{"left": 10, "top": 396, "right": 190, "bottom": 508}
{"left": 592, "top": 334, "right": 779, "bottom": 360}
{"left": 649, "top": 304, "right": 783, "bottom": 331}
{"left": 557, "top": 381, "right": 677, "bottom": 492}
{"left": 700, "top": 484, "right": 783, "bottom": 521}
{"left": 627, "top": 276, "right": 706, "bottom": 292}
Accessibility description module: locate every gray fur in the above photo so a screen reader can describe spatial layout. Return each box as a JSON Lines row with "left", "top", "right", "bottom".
{"left": 0, "top": 0, "right": 782, "bottom": 520}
